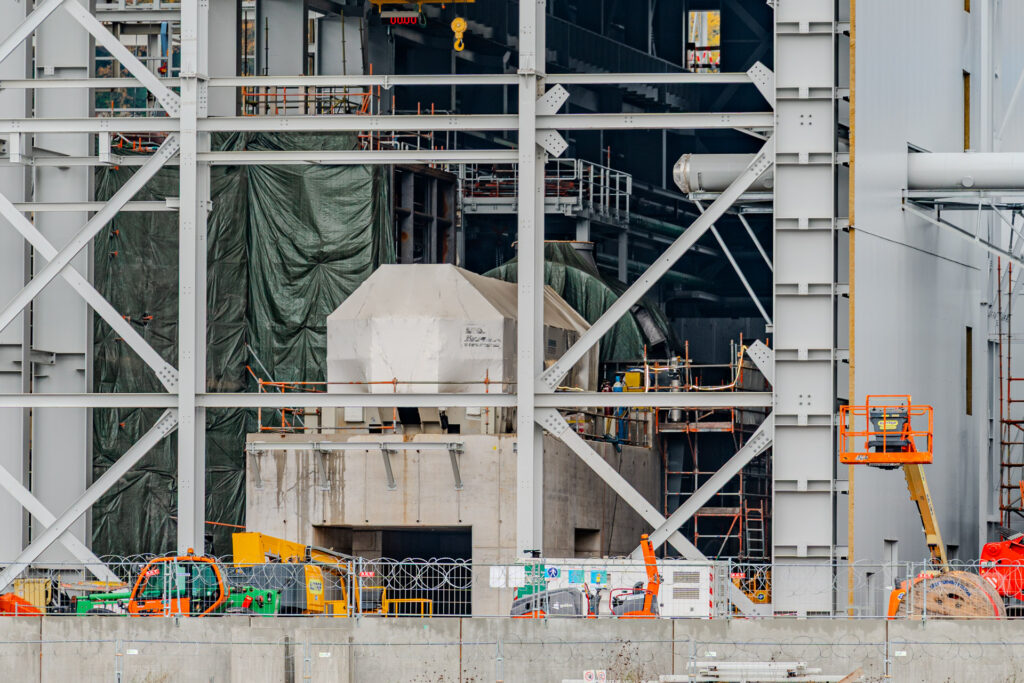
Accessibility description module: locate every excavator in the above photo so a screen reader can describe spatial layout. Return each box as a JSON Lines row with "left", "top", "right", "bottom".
{"left": 509, "top": 534, "right": 662, "bottom": 618}
{"left": 841, "top": 395, "right": 1017, "bottom": 618}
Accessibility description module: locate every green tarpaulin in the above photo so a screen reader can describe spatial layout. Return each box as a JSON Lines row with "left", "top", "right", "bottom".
{"left": 92, "top": 132, "right": 392, "bottom": 556}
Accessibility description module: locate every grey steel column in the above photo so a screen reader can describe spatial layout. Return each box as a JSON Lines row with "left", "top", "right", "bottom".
{"left": 177, "top": 0, "right": 210, "bottom": 553}
{"left": 617, "top": 231, "right": 628, "bottom": 283}
{"left": 256, "top": 0, "right": 305, "bottom": 76}
{"left": 0, "top": 0, "right": 30, "bottom": 560}
{"left": 772, "top": 1, "right": 842, "bottom": 614}
{"left": 31, "top": 0, "right": 91, "bottom": 563}
{"left": 208, "top": 0, "right": 239, "bottom": 116}
{"left": 515, "top": 0, "right": 546, "bottom": 556}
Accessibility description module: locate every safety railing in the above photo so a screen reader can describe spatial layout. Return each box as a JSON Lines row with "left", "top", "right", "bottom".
{"left": 247, "top": 371, "right": 511, "bottom": 433}
{"left": 564, "top": 407, "right": 654, "bottom": 448}
{"left": 839, "top": 395, "right": 933, "bottom": 466}
{"left": 241, "top": 86, "right": 372, "bottom": 116}
{"left": 459, "top": 158, "right": 632, "bottom": 222}
{"left": 6, "top": 557, "right": 1024, "bottom": 619}
{"left": 246, "top": 371, "right": 653, "bottom": 445}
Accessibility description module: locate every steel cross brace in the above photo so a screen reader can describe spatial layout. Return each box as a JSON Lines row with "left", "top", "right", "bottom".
{"left": 0, "top": 464, "right": 117, "bottom": 583}
{"left": 0, "top": 409, "right": 179, "bottom": 592}
{"left": 0, "top": 190, "right": 180, "bottom": 391}
{"left": 632, "top": 414, "right": 774, "bottom": 556}
{"left": 535, "top": 408, "right": 766, "bottom": 616}
{"left": 538, "top": 137, "right": 776, "bottom": 391}
{"left": 903, "top": 200, "right": 1024, "bottom": 271}
{"left": 0, "top": 135, "right": 180, "bottom": 338}
{"left": 0, "top": 0, "right": 181, "bottom": 114}
{"left": 695, "top": 199, "right": 772, "bottom": 326}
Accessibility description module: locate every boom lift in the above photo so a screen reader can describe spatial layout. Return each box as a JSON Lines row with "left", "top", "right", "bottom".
{"left": 509, "top": 534, "right": 662, "bottom": 618}
{"left": 842, "top": 395, "right": 1011, "bottom": 617}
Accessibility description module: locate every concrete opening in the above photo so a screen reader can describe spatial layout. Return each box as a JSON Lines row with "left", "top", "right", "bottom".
{"left": 380, "top": 528, "right": 472, "bottom": 616}
{"left": 574, "top": 528, "right": 601, "bottom": 558}
{"left": 381, "top": 528, "right": 472, "bottom": 561}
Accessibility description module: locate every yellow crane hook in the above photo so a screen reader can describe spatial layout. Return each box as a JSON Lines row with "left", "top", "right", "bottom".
{"left": 451, "top": 17, "right": 467, "bottom": 52}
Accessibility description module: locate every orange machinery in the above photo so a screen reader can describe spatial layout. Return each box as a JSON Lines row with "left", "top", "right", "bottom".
{"left": 841, "top": 395, "right": 948, "bottom": 571}
{"left": 609, "top": 534, "right": 662, "bottom": 618}
{"left": 509, "top": 534, "right": 662, "bottom": 618}
{"left": 839, "top": 395, "right": 933, "bottom": 467}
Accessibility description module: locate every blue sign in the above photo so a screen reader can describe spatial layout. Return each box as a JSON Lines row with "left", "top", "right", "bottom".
{"left": 545, "top": 567, "right": 560, "bottom": 579}
{"left": 590, "top": 571, "right": 609, "bottom": 585}
{"left": 568, "top": 570, "right": 584, "bottom": 584}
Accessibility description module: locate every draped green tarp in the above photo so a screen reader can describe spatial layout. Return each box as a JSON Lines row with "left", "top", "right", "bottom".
{"left": 92, "top": 133, "right": 392, "bottom": 556}
{"left": 484, "top": 242, "right": 675, "bottom": 361}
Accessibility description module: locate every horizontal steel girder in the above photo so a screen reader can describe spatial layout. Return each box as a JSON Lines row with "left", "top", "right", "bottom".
{"left": 0, "top": 112, "right": 775, "bottom": 134}
{"left": 0, "top": 391, "right": 774, "bottom": 409}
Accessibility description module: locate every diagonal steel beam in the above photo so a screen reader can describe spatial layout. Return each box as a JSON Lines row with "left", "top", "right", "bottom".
{"left": 60, "top": 0, "right": 181, "bottom": 115}
{"left": 0, "top": 136, "right": 179, "bottom": 338}
{"left": 738, "top": 214, "right": 773, "bottom": 271}
{"left": 539, "top": 137, "right": 775, "bottom": 390}
{"left": 632, "top": 414, "right": 773, "bottom": 558}
{"left": 904, "top": 200, "right": 1024, "bottom": 271}
{"left": 0, "top": 0, "right": 64, "bottom": 67}
{"left": 697, "top": 199, "right": 772, "bottom": 325}
{"left": 535, "top": 408, "right": 765, "bottom": 615}
{"left": 0, "top": 192, "right": 179, "bottom": 392}
{"left": 0, "top": 410, "right": 178, "bottom": 592}
{"left": 0, "top": 464, "right": 117, "bottom": 582}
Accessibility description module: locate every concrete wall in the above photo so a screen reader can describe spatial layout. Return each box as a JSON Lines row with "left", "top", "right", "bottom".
{"left": 246, "top": 433, "right": 659, "bottom": 614}
{"left": 6, "top": 616, "right": 1024, "bottom": 682}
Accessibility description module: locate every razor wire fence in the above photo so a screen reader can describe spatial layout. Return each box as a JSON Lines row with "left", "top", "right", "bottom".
{"left": 2, "top": 555, "right": 1023, "bottom": 619}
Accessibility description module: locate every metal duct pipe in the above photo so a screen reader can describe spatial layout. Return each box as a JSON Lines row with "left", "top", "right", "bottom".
{"left": 673, "top": 153, "right": 774, "bottom": 193}
{"left": 907, "top": 153, "right": 1024, "bottom": 190}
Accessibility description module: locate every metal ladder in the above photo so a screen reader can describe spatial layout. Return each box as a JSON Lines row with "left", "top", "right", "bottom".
{"left": 744, "top": 504, "right": 766, "bottom": 559}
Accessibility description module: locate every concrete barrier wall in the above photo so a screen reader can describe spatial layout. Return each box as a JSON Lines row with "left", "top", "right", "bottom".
{"left": 2, "top": 617, "right": 1023, "bottom": 681}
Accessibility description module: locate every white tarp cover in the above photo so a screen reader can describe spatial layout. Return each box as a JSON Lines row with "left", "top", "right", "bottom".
{"left": 326, "top": 264, "right": 597, "bottom": 394}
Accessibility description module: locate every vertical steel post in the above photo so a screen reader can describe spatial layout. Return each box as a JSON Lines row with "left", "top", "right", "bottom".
{"left": 772, "top": 1, "right": 842, "bottom": 613}
{"left": 177, "top": 0, "right": 210, "bottom": 553}
{"left": 617, "top": 231, "right": 628, "bottom": 283}
{"left": 0, "top": 0, "right": 31, "bottom": 560}
{"left": 516, "top": 0, "right": 546, "bottom": 556}
{"left": 32, "top": 0, "right": 91, "bottom": 563}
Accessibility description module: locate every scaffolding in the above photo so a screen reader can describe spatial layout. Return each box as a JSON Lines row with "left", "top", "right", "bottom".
{"left": 655, "top": 341, "right": 771, "bottom": 561}
{"left": 999, "top": 260, "right": 1024, "bottom": 525}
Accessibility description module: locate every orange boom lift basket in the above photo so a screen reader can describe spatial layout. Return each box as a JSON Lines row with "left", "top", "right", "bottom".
{"left": 839, "top": 395, "right": 933, "bottom": 467}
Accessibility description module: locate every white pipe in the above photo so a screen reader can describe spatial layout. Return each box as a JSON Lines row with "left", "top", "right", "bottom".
{"left": 673, "top": 153, "right": 773, "bottom": 193}
{"left": 907, "top": 152, "right": 1024, "bottom": 190}
{"left": 678, "top": 151, "right": 1024, "bottom": 193}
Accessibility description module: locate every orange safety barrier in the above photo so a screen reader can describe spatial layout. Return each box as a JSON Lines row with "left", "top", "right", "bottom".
{"left": 839, "top": 394, "right": 933, "bottom": 466}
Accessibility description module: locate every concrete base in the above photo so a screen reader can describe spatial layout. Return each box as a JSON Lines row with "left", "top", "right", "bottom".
{"left": 3, "top": 617, "right": 1024, "bottom": 681}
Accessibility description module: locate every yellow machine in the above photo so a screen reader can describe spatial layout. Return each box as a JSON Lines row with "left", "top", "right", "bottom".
{"left": 232, "top": 532, "right": 382, "bottom": 617}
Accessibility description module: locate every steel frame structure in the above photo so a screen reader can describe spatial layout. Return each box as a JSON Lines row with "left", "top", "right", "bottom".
{"left": 0, "top": 0, "right": 793, "bottom": 613}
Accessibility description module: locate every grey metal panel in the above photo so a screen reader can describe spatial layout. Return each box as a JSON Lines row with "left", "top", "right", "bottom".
{"left": 208, "top": 0, "right": 238, "bottom": 116}
{"left": 256, "top": 0, "right": 305, "bottom": 76}
{"left": 851, "top": 1, "right": 1003, "bottom": 573}
{"left": 772, "top": 0, "right": 840, "bottom": 614}
{"left": 0, "top": 0, "right": 30, "bottom": 561}
{"left": 30, "top": 0, "right": 91, "bottom": 564}
{"left": 317, "top": 14, "right": 364, "bottom": 77}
